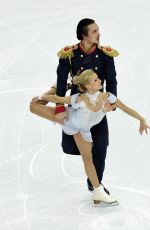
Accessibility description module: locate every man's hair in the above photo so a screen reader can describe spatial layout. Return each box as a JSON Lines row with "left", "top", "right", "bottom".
{"left": 76, "top": 18, "right": 95, "bottom": 40}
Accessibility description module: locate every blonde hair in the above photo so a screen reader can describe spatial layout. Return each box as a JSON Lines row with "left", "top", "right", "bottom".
{"left": 72, "top": 69, "right": 94, "bottom": 92}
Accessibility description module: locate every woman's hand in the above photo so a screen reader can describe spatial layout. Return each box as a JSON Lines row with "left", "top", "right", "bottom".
{"left": 30, "top": 95, "right": 43, "bottom": 103}
{"left": 55, "top": 111, "right": 68, "bottom": 125}
{"left": 139, "top": 120, "right": 150, "bottom": 135}
{"left": 102, "top": 100, "right": 116, "bottom": 113}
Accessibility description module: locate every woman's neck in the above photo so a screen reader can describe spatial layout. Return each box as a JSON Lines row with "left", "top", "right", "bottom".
{"left": 86, "top": 90, "right": 98, "bottom": 95}
{"left": 84, "top": 90, "right": 100, "bottom": 106}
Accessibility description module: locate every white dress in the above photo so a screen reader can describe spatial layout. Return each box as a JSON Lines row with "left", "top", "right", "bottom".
{"left": 63, "top": 92, "right": 117, "bottom": 142}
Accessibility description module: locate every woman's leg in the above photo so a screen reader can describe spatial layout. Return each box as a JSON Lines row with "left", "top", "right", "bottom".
{"left": 73, "top": 133, "right": 100, "bottom": 188}
{"left": 73, "top": 133, "right": 117, "bottom": 204}
{"left": 30, "top": 102, "right": 56, "bottom": 122}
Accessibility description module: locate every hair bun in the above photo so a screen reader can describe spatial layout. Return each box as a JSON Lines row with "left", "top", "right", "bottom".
{"left": 72, "top": 75, "right": 79, "bottom": 85}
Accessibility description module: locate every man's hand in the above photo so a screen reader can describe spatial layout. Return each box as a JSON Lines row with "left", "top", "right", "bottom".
{"left": 111, "top": 103, "right": 117, "bottom": 111}
{"left": 55, "top": 111, "right": 68, "bottom": 124}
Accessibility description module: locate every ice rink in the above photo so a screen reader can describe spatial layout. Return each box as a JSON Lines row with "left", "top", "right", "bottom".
{"left": 0, "top": 0, "right": 150, "bottom": 229}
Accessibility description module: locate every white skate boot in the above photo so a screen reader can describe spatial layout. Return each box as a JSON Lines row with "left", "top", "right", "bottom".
{"left": 93, "top": 185, "right": 117, "bottom": 204}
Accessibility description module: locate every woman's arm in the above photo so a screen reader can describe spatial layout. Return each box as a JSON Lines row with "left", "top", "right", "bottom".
{"left": 31, "top": 94, "right": 71, "bottom": 105}
{"left": 116, "top": 99, "right": 150, "bottom": 134}
{"left": 116, "top": 99, "right": 145, "bottom": 121}
{"left": 31, "top": 93, "right": 82, "bottom": 105}
{"left": 41, "top": 95, "right": 71, "bottom": 105}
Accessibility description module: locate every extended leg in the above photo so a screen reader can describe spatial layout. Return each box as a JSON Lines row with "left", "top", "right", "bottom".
{"left": 30, "top": 102, "right": 56, "bottom": 122}
{"left": 29, "top": 83, "right": 57, "bottom": 120}
{"left": 31, "top": 85, "right": 56, "bottom": 105}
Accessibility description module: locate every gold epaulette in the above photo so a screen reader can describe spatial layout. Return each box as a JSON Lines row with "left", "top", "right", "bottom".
{"left": 57, "top": 44, "right": 78, "bottom": 59}
{"left": 98, "top": 45, "right": 119, "bottom": 57}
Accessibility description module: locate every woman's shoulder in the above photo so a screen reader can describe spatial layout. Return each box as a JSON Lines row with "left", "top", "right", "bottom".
{"left": 76, "top": 93, "right": 85, "bottom": 102}
{"left": 70, "top": 93, "right": 81, "bottom": 109}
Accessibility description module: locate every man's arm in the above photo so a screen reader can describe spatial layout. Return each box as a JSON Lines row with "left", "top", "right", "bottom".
{"left": 55, "top": 56, "right": 71, "bottom": 123}
{"left": 56, "top": 57, "right": 71, "bottom": 97}
{"left": 102, "top": 54, "right": 117, "bottom": 111}
{"left": 104, "top": 55, "right": 117, "bottom": 96}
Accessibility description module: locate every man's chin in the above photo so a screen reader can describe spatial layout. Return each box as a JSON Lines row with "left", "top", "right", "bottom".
{"left": 95, "top": 40, "right": 99, "bottom": 45}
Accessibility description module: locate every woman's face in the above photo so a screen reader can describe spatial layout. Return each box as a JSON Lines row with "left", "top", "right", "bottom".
{"left": 87, "top": 73, "right": 102, "bottom": 91}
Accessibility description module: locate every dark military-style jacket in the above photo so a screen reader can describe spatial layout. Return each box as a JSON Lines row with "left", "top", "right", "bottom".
{"left": 56, "top": 43, "right": 119, "bottom": 97}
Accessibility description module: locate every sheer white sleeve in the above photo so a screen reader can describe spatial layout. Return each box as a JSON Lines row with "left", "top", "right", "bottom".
{"left": 107, "top": 92, "right": 117, "bottom": 104}
{"left": 71, "top": 93, "right": 81, "bottom": 109}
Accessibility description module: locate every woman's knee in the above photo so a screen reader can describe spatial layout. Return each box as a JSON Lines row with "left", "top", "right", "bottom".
{"left": 82, "top": 154, "right": 93, "bottom": 164}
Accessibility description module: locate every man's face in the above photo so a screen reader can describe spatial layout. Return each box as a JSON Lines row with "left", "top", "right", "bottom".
{"left": 84, "top": 23, "right": 100, "bottom": 44}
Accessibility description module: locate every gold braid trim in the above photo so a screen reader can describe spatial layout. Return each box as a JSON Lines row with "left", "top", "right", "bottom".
{"left": 57, "top": 45, "right": 78, "bottom": 59}
{"left": 98, "top": 45, "right": 119, "bottom": 57}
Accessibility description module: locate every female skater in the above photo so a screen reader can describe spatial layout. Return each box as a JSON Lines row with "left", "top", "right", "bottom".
{"left": 30, "top": 69, "right": 149, "bottom": 204}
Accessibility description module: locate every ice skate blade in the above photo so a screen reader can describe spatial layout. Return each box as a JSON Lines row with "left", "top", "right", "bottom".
{"left": 93, "top": 200, "right": 119, "bottom": 205}
{"left": 93, "top": 200, "right": 101, "bottom": 204}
